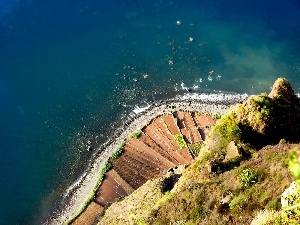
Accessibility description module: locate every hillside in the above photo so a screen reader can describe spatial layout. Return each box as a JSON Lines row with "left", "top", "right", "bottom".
{"left": 98, "top": 78, "right": 300, "bottom": 225}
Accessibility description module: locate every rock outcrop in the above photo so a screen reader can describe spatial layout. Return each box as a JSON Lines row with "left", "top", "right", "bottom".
{"left": 214, "top": 78, "right": 300, "bottom": 148}
{"left": 268, "top": 77, "right": 296, "bottom": 101}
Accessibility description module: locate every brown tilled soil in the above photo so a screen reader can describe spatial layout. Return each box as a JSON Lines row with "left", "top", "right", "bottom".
{"left": 108, "top": 169, "right": 134, "bottom": 194}
{"left": 192, "top": 112, "right": 217, "bottom": 140}
{"left": 138, "top": 132, "right": 179, "bottom": 165}
{"left": 174, "top": 111, "right": 202, "bottom": 143}
{"left": 94, "top": 171, "right": 128, "bottom": 206}
{"left": 128, "top": 138, "right": 174, "bottom": 169}
{"left": 72, "top": 201, "right": 104, "bottom": 225}
{"left": 72, "top": 111, "right": 215, "bottom": 225}
{"left": 161, "top": 114, "right": 181, "bottom": 135}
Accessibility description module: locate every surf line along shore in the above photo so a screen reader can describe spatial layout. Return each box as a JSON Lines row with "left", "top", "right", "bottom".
{"left": 48, "top": 93, "right": 248, "bottom": 225}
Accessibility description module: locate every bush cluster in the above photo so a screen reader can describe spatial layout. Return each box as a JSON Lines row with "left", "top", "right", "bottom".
{"left": 239, "top": 168, "right": 259, "bottom": 188}
{"left": 130, "top": 129, "right": 143, "bottom": 139}
{"left": 287, "top": 148, "right": 300, "bottom": 181}
{"left": 229, "top": 194, "right": 247, "bottom": 210}
{"left": 112, "top": 142, "right": 125, "bottom": 159}
{"left": 188, "top": 142, "right": 204, "bottom": 157}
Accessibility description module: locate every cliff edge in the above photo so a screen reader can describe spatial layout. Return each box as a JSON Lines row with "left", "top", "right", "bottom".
{"left": 99, "top": 78, "right": 300, "bottom": 225}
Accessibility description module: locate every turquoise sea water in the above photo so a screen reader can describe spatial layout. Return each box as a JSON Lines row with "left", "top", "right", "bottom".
{"left": 0, "top": 0, "right": 300, "bottom": 224}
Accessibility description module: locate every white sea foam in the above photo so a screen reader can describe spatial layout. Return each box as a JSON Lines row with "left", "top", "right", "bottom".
{"left": 178, "top": 92, "right": 248, "bottom": 103}
{"left": 176, "top": 81, "right": 248, "bottom": 103}
{"left": 63, "top": 172, "right": 87, "bottom": 199}
{"left": 133, "top": 105, "right": 151, "bottom": 114}
{"left": 180, "top": 82, "right": 189, "bottom": 91}
{"left": 131, "top": 92, "right": 249, "bottom": 116}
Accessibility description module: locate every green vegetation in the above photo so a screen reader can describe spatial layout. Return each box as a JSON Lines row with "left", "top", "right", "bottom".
{"left": 212, "top": 113, "right": 222, "bottom": 120}
{"left": 65, "top": 161, "right": 112, "bottom": 225}
{"left": 129, "top": 129, "right": 143, "bottom": 139}
{"left": 188, "top": 141, "right": 204, "bottom": 157}
{"left": 238, "top": 168, "right": 259, "bottom": 189}
{"left": 111, "top": 142, "right": 125, "bottom": 159}
{"left": 211, "top": 113, "right": 241, "bottom": 144}
{"left": 234, "top": 95, "right": 273, "bottom": 133}
{"left": 287, "top": 148, "right": 300, "bottom": 181}
{"left": 174, "top": 134, "right": 187, "bottom": 149}
{"left": 190, "top": 205, "right": 208, "bottom": 220}
{"left": 229, "top": 194, "right": 248, "bottom": 210}
{"left": 265, "top": 151, "right": 287, "bottom": 162}
{"left": 281, "top": 149, "right": 300, "bottom": 222}
{"left": 100, "top": 177, "right": 166, "bottom": 224}
{"left": 200, "top": 152, "right": 214, "bottom": 164}
{"left": 129, "top": 214, "right": 147, "bottom": 225}
{"left": 149, "top": 183, "right": 210, "bottom": 224}
{"left": 266, "top": 197, "right": 281, "bottom": 210}
{"left": 260, "top": 148, "right": 300, "bottom": 224}
{"left": 207, "top": 113, "right": 242, "bottom": 159}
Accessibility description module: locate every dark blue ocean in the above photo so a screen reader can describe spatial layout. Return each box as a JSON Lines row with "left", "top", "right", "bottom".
{"left": 1, "top": 0, "right": 300, "bottom": 224}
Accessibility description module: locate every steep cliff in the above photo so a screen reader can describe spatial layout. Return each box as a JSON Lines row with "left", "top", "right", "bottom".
{"left": 98, "top": 78, "right": 300, "bottom": 225}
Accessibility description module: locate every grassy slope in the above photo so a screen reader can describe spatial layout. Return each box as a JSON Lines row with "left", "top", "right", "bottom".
{"left": 99, "top": 143, "right": 296, "bottom": 224}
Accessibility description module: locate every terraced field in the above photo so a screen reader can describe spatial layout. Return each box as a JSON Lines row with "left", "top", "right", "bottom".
{"left": 71, "top": 111, "right": 217, "bottom": 224}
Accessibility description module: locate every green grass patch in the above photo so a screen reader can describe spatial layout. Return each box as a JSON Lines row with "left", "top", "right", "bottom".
{"left": 112, "top": 142, "right": 125, "bottom": 159}
{"left": 265, "top": 152, "right": 287, "bottom": 162}
{"left": 212, "top": 113, "right": 222, "bottom": 120}
{"left": 188, "top": 141, "right": 204, "bottom": 157}
{"left": 64, "top": 161, "right": 112, "bottom": 224}
{"left": 130, "top": 129, "right": 142, "bottom": 139}
{"left": 208, "top": 113, "right": 242, "bottom": 157}
{"left": 239, "top": 168, "right": 259, "bottom": 189}
{"left": 174, "top": 134, "right": 187, "bottom": 149}
{"left": 266, "top": 197, "right": 281, "bottom": 210}
{"left": 211, "top": 113, "right": 241, "bottom": 144}
{"left": 229, "top": 194, "right": 248, "bottom": 210}
{"left": 199, "top": 152, "right": 214, "bottom": 164}
{"left": 287, "top": 148, "right": 300, "bottom": 180}
{"left": 190, "top": 205, "right": 208, "bottom": 220}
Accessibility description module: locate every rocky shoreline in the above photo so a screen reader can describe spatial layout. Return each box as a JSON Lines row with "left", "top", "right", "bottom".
{"left": 46, "top": 94, "right": 248, "bottom": 225}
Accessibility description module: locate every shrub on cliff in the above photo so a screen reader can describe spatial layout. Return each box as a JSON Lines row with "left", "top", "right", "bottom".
{"left": 188, "top": 141, "right": 204, "bottom": 157}
{"left": 213, "top": 78, "right": 300, "bottom": 149}
{"left": 203, "top": 112, "right": 241, "bottom": 160}
{"left": 239, "top": 168, "right": 259, "bottom": 189}
{"left": 130, "top": 129, "right": 142, "bottom": 139}
{"left": 112, "top": 142, "right": 125, "bottom": 159}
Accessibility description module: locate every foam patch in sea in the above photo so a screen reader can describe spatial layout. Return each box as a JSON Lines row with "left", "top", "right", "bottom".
{"left": 132, "top": 91, "right": 249, "bottom": 115}
{"left": 178, "top": 92, "right": 249, "bottom": 104}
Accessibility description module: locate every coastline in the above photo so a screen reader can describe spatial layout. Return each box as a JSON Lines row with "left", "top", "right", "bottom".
{"left": 46, "top": 93, "right": 248, "bottom": 225}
